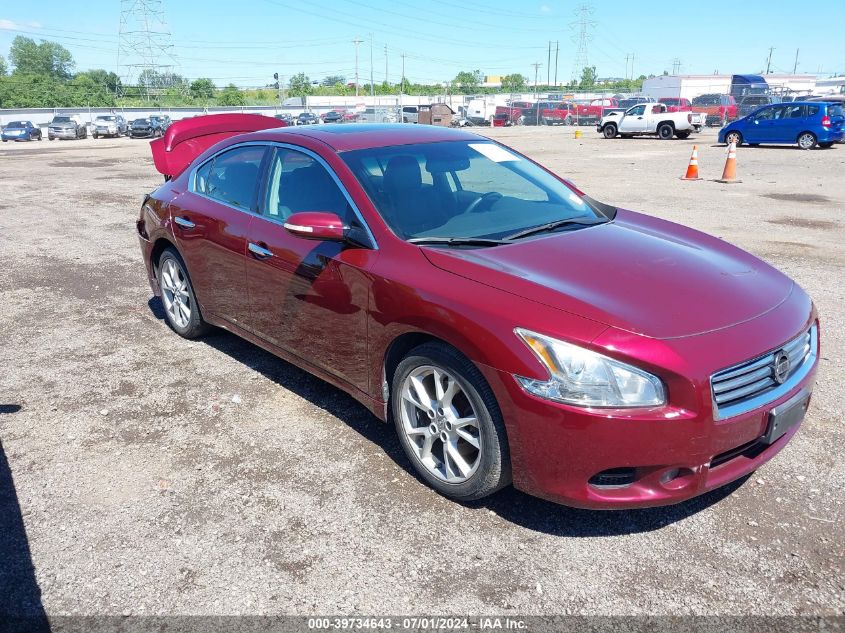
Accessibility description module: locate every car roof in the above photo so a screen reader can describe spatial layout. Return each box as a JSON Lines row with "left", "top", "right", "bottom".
{"left": 247, "top": 123, "right": 480, "bottom": 152}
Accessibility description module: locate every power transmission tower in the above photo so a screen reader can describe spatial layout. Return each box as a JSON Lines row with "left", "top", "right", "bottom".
{"left": 117, "top": 0, "right": 178, "bottom": 100}
{"left": 570, "top": 4, "right": 594, "bottom": 84}
{"left": 671, "top": 58, "right": 682, "bottom": 74}
{"left": 353, "top": 37, "right": 363, "bottom": 97}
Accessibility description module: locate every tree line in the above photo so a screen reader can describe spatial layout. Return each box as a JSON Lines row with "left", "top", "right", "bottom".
{"left": 0, "top": 36, "right": 646, "bottom": 109}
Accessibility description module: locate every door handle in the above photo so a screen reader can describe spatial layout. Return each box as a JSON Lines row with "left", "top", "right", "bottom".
{"left": 174, "top": 216, "right": 195, "bottom": 229}
{"left": 248, "top": 242, "right": 274, "bottom": 259}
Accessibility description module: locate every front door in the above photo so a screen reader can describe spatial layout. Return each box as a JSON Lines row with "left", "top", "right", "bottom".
{"left": 619, "top": 105, "right": 648, "bottom": 133}
{"left": 244, "top": 146, "right": 377, "bottom": 392}
{"left": 744, "top": 106, "right": 776, "bottom": 142}
{"left": 171, "top": 144, "right": 267, "bottom": 328}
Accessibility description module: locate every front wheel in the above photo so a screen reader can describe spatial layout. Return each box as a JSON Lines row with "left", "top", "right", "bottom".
{"left": 725, "top": 131, "right": 743, "bottom": 146}
{"left": 797, "top": 132, "right": 817, "bottom": 150}
{"left": 602, "top": 124, "right": 618, "bottom": 139}
{"left": 392, "top": 342, "right": 510, "bottom": 501}
{"left": 158, "top": 248, "right": 210, "bottom": 339}
{"left": 657, "top": 123, "right": 674, "bottom": 140}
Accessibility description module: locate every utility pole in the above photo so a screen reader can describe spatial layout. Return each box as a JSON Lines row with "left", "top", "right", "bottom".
{"left": 792, "top": 49, "right": 799, "bottom": 74}
{"left": 401, "top": 53, "right": 406, "bottom": 89}
{"left": 384, "top": 44, "right": 388, "bottom": 86}
{"left": 353, "top": 37, "right": 363, "bottom": 96}
{"left": 765, "top": 47, "right": 774, "bottom": 74}
{"left": 532, "top": 62, "right": 542, "bottom": 123}
{"left": 631, "top": 53, "right": 635, "bottom": 80}
{"left": 625, "top": 54, "right": 630, "bottom": 80}
{"left": 554, "top": 41, "right": 559, "bottom": 87}
{"left": 274, "top": 72, "right": 282, "bottom": 108}
{"left": 671, "top": 58, "right": 681, "bottom": 74}
{"left": 369, "top": 33, "right": 375, "bottom": 100}
{"left": 547, "top": 42, "right": 551, "bottom": 86}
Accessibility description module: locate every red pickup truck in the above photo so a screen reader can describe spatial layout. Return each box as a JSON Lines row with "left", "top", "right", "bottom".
{"left": 494, "top": 101, "right": 535, "bottom": 124}
{"left": 690, "top": 94, "right": 738, "bottom": 126}
{"left": 573, "top": 98, "right": 619, "bottom": 124}
{"left": 658, "top": 97, "right": 693, "bottom": 113}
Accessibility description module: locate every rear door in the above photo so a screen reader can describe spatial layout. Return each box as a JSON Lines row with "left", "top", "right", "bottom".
{"left": 172, "top": 144, "right": 268, "bottom": 328}
{"left": 776, "top": 104, "right": 805, "bottom": 143}
{"left": 243, "top": 145, "right": 377, "bottom": 392}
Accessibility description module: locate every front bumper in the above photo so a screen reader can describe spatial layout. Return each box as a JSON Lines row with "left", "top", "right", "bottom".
{"left": 96, "top": 127, "right": 120, "bottom": 136}
{"left": 130, "top": 130, "right": 155, "bottom": 138}
{"left": 2, "top": 132, "right": 29, "bottom": 141}
{"left": 49, "top": 129, "right": 78, "bottom": 139}
{"left": 479, "top": 308, "right": 819, "bottom": 509}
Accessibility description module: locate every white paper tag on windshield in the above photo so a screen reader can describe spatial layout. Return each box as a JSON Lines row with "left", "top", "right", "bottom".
{"left": 469, "top": 143, "right": 520, "bottom": 162}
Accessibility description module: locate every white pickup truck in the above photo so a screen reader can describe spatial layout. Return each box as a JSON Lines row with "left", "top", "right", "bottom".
{"left": 597, "top": 103, "right": 704, "bottom": 139}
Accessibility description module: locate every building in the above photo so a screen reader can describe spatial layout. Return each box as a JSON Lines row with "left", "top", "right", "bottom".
{"left": 641, "top": 74, "right": 819, "bottom": 100}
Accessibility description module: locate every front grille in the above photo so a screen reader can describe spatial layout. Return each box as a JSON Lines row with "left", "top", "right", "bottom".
{"left": 711, "top": 324, "right": 816, "bottom": 420}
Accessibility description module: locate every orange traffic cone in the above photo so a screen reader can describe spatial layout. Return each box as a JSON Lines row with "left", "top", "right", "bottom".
{"left": 716, "top": 142, "right": 741, "bottom": 183}
{"left": 681, "top": 145, "right": 702, "bottom": 180}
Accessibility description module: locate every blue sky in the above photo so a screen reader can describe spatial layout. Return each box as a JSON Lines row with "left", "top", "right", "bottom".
{"left": 1, "top": 1, "right": 843, "bottom": 87}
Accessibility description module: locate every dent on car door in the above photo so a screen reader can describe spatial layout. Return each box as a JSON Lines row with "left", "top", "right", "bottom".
{"left": 243, "top": 146, "right": 377, "bottom": 392}
{"left": 171, "top": 144, "right": 268, "bottom": 328}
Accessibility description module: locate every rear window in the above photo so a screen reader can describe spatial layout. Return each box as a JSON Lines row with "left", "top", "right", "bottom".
{"left": 660, "top": 98, "right": 680, "bottom": 105}
{"left": 8, "top": 121, "right": 26, "bottom": 127}
{"left": 692, "top": 95, "right": 720, "bottom": 106}
{"left": 807, "top": 106, "right": 820, "bottom": 116}
{"left": 827, "top": 105, "right": 844, "bottom": 117}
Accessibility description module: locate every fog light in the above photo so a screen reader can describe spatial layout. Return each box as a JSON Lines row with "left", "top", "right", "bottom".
{"left": 588, "top": 467, "right": 636, "bottom": 488}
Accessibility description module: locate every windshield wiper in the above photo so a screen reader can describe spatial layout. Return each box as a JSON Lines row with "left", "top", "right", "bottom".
{"left": 504, "top": 217, "right": 606, "bottom": 241}
{"left": 407, "top": 237, "right": 512, "bottom": 247}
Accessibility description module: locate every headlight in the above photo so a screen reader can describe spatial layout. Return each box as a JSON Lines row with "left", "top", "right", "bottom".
{"left": 514, "top": 328, "right": 666, "bottom": 408}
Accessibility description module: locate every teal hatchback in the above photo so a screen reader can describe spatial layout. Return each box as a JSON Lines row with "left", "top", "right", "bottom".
{"left": 719, "top": 101, "right": 844, "bottom": 149}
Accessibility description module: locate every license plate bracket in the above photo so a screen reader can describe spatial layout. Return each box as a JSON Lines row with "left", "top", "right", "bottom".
{"left": 764, "top": 389, "right": 809, "bottom": 445}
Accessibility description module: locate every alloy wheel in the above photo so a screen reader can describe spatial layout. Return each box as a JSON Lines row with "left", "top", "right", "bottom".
{"left": 399, "top": 365, "right": 482, "bottom": 483}
{"left": 798, "top": 133, "right": 816, "bottom": 150}
{"left": 160, "top": 258, "right": 192, "bottom": 329}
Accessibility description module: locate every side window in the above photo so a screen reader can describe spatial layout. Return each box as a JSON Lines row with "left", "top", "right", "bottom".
{"left": 782, "top": 105, "right": 804, "bottom": 119}
{"left": 263, "top": 148, "right": 352, "bottom": 222}
{"left": 756, "top": 107, "right": 775, "bottom": 120}
{"left": 807, "top": 105, "right": 820, "bottom": 117}
{"left": 628, "top": 105, "right": 646, "bottom": 116}
{"left": 199, "top": 145, "right": 266, "bottom": 211}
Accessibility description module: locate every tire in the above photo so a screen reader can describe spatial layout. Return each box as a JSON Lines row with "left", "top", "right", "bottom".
{"left": 819, "top": 142, "right": 834, "bottom": 149}
{"left": 602, "top": 124, "right": 618, "bottom": 139}
{"left": 620, "top": 133, "right": 633, "bottom": 139}
{"left": 725, "top": 131, "right": 743, "bottom": 146}
{"left": 49, "top": 137, "right": 54, "bottom": 141}
{"left": 93, "top": 132, "right": 99, "bottom": 139}
{"left": 657, "top": 123, "right": 674, "bottom": 140}
{"left": 675, "top": 130, "right": 691, "bottom": 139}
{"left": 797, "top": 132, "right": 817, "bottom": 150}
{"left": 157, "top": 248, "right": 211, "bottom": 339}
{"left": 391, "top": 342, "right": 511, "bottom": 502}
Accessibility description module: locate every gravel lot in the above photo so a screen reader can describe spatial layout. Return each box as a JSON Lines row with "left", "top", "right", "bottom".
{"left": 0, "top": 126, "right": 843, "bottom": 622}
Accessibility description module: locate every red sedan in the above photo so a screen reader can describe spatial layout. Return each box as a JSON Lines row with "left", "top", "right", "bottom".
{"left": 138, "top": 114, "right": 819, "bottom": 509}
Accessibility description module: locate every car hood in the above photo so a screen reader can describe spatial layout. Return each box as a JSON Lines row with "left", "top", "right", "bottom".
{"left": 51, "top": 122, "right": 76, "bottom": 128}
{"left": 421, "top": 209, "right": 794, "bottom": 340}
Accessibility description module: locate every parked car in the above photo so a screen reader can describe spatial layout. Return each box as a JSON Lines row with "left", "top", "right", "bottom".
{"left": 658, "top": 97, "right": 692, "bottom": 112}
{"left": 598, "top": 103, "right": 699, "bottom": 139}
{"left": 274, "top": 113, "right": 295, "bottom": 125}
{"left": 737, "top": 94, "right": 780, "bottom": 118}
{"left": 617, "top": 96, "right": 655, "bottom": 110}
{"left": 129, "top": 118, "right": 164, "bottom": 138}
{"left": 296, "top": 112, "right": 320, "bottom": 125}
{"left": 719, "top": 102, "right": 844, "bottom": 149}
{"left": 138, "top": 114, "right": 819, "bottom": 509}
{"left": 48, "top": 115, "right": 87, "bottom": 140}
{"left": 150, "top": 115, "right": 172, "bottom": 132}
{"left": 1, "top": 120, "right": 42, "bottom": 142}
{"left": 691, "top": 94, "right": 738, "bottom": 126}
{"left": 401, "top": 105, "right": 420, "bottom": 124}
{"left": 360, "top": 107, "right": 394, "bottom": 123}
{"left": 321, "top": 111, "right": 344, "bottom": 124}
{"left": 92, "top": 115, "right": 128, "bottom": 138}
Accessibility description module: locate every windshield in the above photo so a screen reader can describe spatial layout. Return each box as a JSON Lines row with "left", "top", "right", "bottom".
{"left": 96, "top": 116, "right": 116, "bottom": 121}
{"left": 8, "top": 121, "right": 26, "bottom": 127}
{"left": 133, "top": 119, "right": 149, "bottom": 125}
{"left": 342, "top": 140, "right": 604, "bottom": 242}
{"left": 53, "top": 117, "right": 72, "bottom": 123}
{"left": 660, "top": 98, "right": 680, "bottom": 105}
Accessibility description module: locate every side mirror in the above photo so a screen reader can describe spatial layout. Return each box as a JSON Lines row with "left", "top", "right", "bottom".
{"left": 284, "top": 211, "right": 346, "bottom": 241}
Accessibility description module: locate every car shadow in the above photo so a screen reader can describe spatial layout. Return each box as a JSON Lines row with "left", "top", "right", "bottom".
{"left": 0, "top": 410, "right": 51, "bottom": 632}
{"left": 147, "top": 297, "right": 751, "bottom": 537}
